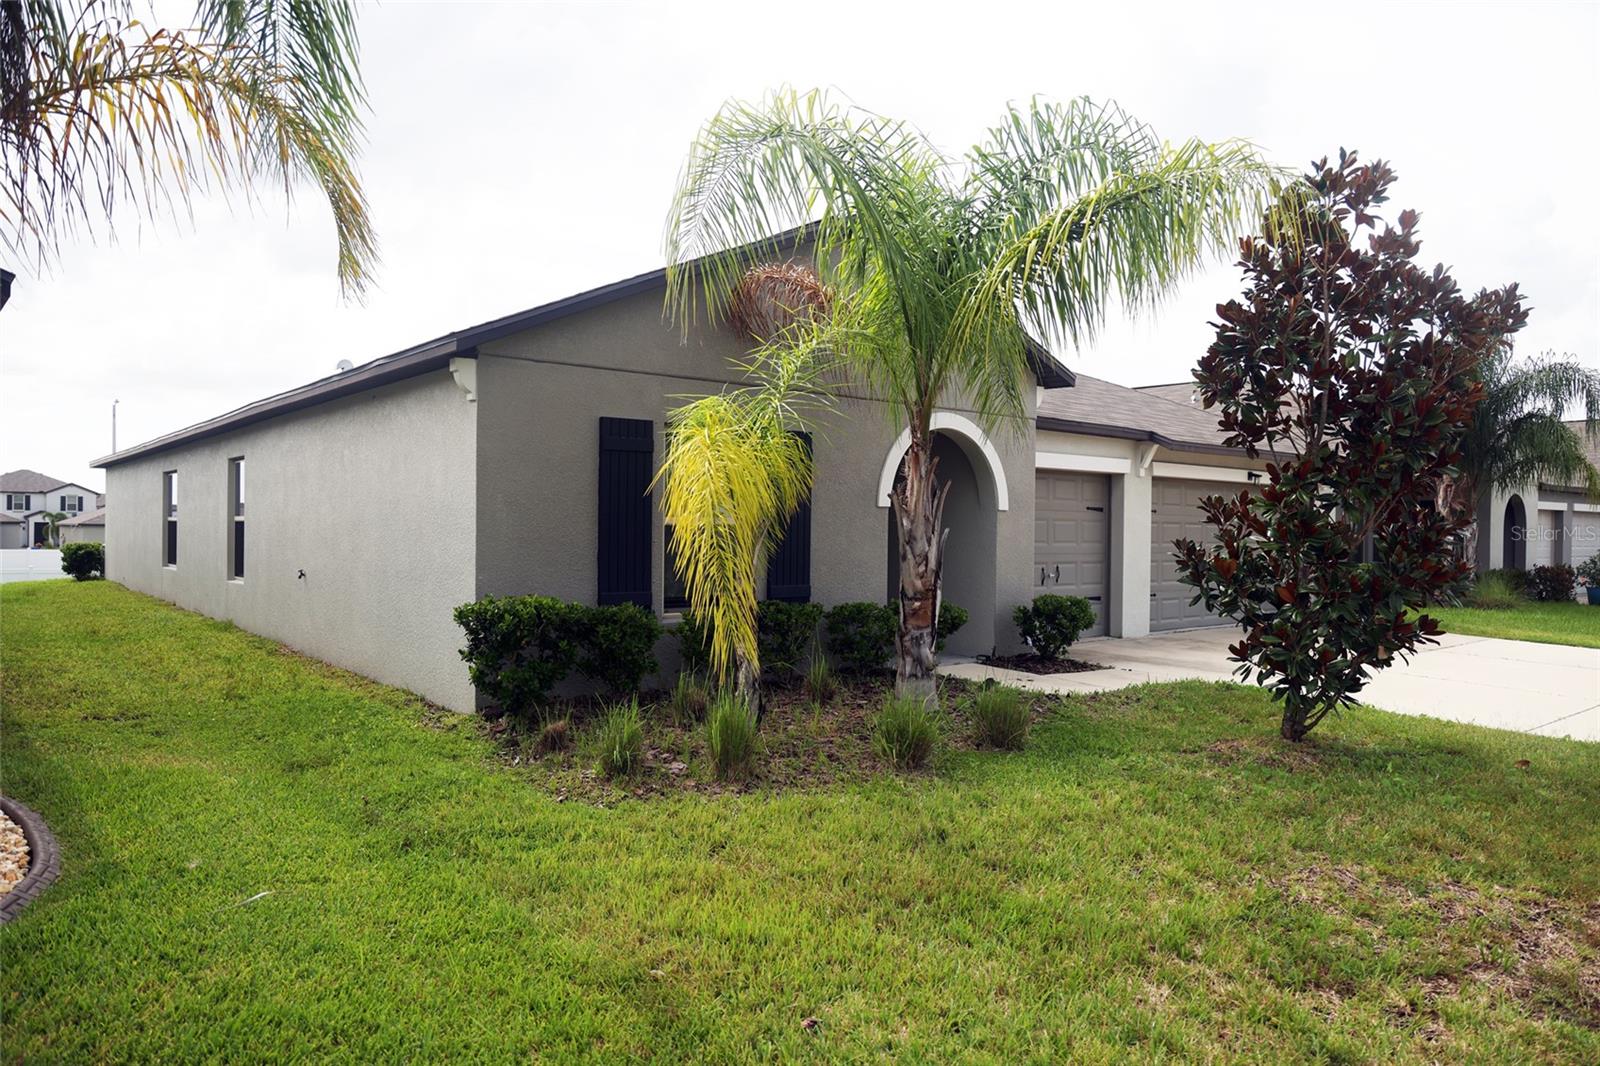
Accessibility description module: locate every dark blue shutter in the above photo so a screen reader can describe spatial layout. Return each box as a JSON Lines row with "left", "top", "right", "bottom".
{"left": 597, "top": 417, "right": 653, "bottom": 607}
{"left": 765, "top": 432, "right": 812, "bottom": 602}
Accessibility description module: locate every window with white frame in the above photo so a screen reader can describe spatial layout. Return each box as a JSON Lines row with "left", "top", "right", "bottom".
{"left": 60, "top": 494, "right": 83, "bottom": 513}
{"left": 162, "top": 471, "right": 178, "bottom": 566}
{"left": 228, "top": 458, "right": 245, "bottom": 579}
{"left": 5, "top": 494, "right": 28, "bottom": 511}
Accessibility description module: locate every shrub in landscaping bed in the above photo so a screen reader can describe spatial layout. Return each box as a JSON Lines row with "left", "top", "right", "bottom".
{"left": 675, "top": 610, "right": 713, "bottom": 676}
{"left": 935, "top": 602, "right": 969, "bottom": 651}
{"left": 707, "top": 692, "right": 758, "bottom": 780}
{"left": 668, "top": 672, "right": 710, "bottom": 726}
{"left": 1479, "top": 568, "right": 1530, "bottom": 597}
{"left": 872, "top": 694, "right": 938, "bottom": 769}
{"left": 1013, "top": 594, "right": 1095, "bottom": 659}
{"left": 59, "top": 542, "right": 104, "bottom": 581}
{"left": 454, "top": 595, "right": 584, "bottom": 718}
{"left": 825, "top": 602, "right": 896, "bottom": 674}
{"left": 757, "top": 600, "right": 824, "bottom": 680}
{"left": 595, "top": 698, "right": 644, "bottom": 778}
{"left": 970, "top": 685, "right": 1028, "bottom": 750}
{"left": 579, "top": 602, "right": 662, "bottom": 695}
{"left": 1526, "top": 564, "right": 1576, "bottom": 603}
{"left": 803, "top": 642, "right": 837, "bottom": 707}
{"left": 1467, "top": 570, "right": 1525, "bottom": 610}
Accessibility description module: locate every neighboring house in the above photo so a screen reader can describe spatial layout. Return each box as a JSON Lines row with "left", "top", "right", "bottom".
{"left": 57, "top": 509, "right": 107, "bottom": 544}
{"left": 87, "top": 260, "right": 1309, "bottom": 713}
{"left": 1, "top": 470, "right": 102, "bottom": 547}
{"left": 0, "top": 513, "right": 21, "bottom": 550}
{"left": 1477, "top": 421, "right": 1600, "bottom": 579}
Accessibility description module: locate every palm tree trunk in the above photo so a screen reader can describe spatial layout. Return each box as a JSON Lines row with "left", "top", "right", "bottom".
{"left": 890, "top": 433, "right": 949, "bottom": 707}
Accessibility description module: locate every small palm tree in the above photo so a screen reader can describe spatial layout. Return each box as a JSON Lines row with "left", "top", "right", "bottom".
{"left": 42, "top": 510, "right": 66, "bottom": 547}
{"left": 665, "top": 90, "right": 1288, "bottom": 704}
{"left": 1457, "top": 348, "right": 1600, "bottom": 558}
{"left": 2, "top": 0, "right": 374, "bottom": 295}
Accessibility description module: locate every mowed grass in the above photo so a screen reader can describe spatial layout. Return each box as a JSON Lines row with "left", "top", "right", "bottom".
{"left": 2, "top": 582, "right": 1597, "bottom": 1063}
{"left": 1432, "top": 599, "right": 1600, "bottom": 649}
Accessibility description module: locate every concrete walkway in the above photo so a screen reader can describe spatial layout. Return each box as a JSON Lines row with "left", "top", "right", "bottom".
{"left": 942, "top": 628, "right": 1600, "bottom": 742}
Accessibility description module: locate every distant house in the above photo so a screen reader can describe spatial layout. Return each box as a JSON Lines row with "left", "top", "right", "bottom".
{"left": 1, "top": 470, "right": 104, "bottom": 548}
{"left": 57, "top": 509, "right": 107, "bottom": 544}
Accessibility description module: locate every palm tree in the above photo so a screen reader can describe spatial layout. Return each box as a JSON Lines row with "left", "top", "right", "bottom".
{"left": 42, "top": 509, "right": 65, "bottom": 547}
{"left": 2, "top": 0, "right": 374, "bottom": 295}
{"left": 665, "top": 90, "right": 1288, "bottom": 703}
{"left": 655, "top": 296, "right": 834, "bottom": 706}
{"left": 1456, "top": 347, "right": 1600, "bottom": 561}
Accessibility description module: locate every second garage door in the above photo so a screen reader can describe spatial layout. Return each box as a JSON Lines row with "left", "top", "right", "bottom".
{"left": 1034, "top": 471, "right": 1110, "bottom": 637}
{"left": 1150, "top": 478, "right": 1238, "bottom": 632}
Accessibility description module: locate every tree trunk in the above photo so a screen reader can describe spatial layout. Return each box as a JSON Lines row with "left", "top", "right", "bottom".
{"left": 890, "top": 433, "right": 949, "bottom": 708}
{"left": 734, "top": 652, "right": 762, "bottom": 721}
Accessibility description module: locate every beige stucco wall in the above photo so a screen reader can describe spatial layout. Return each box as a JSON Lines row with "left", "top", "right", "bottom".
{"left": 473, "top": 283, "right": 1037, "bottom": 663}
{"left": 57, "top": 523, "right": 104, "bottom": 545}
{"left": 104, "top": 372, "right": 476, "bottom": 710}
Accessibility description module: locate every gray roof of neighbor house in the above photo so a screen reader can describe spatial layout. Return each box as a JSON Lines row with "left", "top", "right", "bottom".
{"left": 92, "top": 249, "right": 1075, "bottom": 468}
{"left": 0, "top": 513, "right": 19, "bottom": 524}
{"left": 0, "top": 469, "right": 77, "bottom": 493}
{"left": 59, "top": 509, "right": 105, "bottom": 526}
{"left": 1133, "top": 381, "right": 1200, "bottom": 406}
{"left": 1037, "top": 373, "right": 1245, "bottom": 456}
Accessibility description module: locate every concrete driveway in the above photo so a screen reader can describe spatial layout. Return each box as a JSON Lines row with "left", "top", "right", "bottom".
{"left": 943, "top": 628, "right": 1600, "bottom": 742}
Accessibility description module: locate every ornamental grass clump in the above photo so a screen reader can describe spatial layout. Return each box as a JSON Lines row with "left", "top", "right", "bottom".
{"left": 872, "top": 695, "right": 938, "bottom": 770}
{"left": 669, "top": 671, "right": 710, "bottom": 726}
{"left": 970, "top": 685, "right": 1029, "bottom": 751}
{"left": 1467, "top": 570, "right": 1524, "bottom": 611}
{"left": 803, "top": 641, "right": 837, "bottom": 708}
{"left": 595, "top": 698, "right": 644, "bottom": 778}
{"left": 706, "top": 692, "right": 758, "bottom": 780}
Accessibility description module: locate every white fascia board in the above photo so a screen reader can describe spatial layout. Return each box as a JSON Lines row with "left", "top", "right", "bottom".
{"left": 1035, "top": 451, "right": 1132, "bottom": 475}
{"left": 1150, "top": 462, "right": 1257, "bottom": 484}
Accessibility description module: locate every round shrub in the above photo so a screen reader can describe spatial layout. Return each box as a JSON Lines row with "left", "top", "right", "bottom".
{"left": 1526, "top": 564, "right": 1576, "bottom": 603}
{"left": 454, "top": 595, "right": 584, "bottom": 718}
{"left": 1013, "top": 594, "right": 1095, "bottom": 659}
{"left": 935, "top": 602, "right": 969, "bottom": 651}
{"left": 580, "top": 602, "right": 662, "bottom": 695}
{"left": 60, "top": 542, "right": 104, "bottom": 581}
{"left": 825, "top": 602, "right": 897, "bottom": 674}
{"left": 757, "top": 600, "right": 824, "bottom": 679}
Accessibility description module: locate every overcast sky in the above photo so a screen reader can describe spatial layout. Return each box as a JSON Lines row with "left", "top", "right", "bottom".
{"left": 2, "top": 0, "right": 1595, "bottom": 493}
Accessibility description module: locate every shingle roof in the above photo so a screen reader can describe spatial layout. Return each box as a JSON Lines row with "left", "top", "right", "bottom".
{"left": 0, "top": 513, "right": 19, "bottom": 524}
{"left": 1132, "top": 381, "right": 1200, "bottom": 406}
{"left": 1037, "top": 373, "right": 1241, "bottom": 455}
{"left": 58, "top": 509, "right": 105, "bottom": 526}
{"left": 0, "top": 469, "right": 71, "bottom": 493}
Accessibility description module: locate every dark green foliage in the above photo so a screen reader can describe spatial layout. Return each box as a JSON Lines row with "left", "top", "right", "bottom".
{"left": 675, "top": 611, "right": 713, "bottom": 676}
{"left": 970, "top": 685, "right": 1029, "bottom": 750}
{"left": 757, "top": 600, "right": 824, "bottom": 679}
{"left": 594, "top": 698, "right": 643, "bottom": 778}
{"left": 579, "top": 603, "right": 662, "bottom": 695}
{"left": 1526, "top": 565, "right": 1576, "bottom": 603}
{"left": 872, "top": 694, "right": 938, "bottom": 769}
{"left": 454, "top": 595, "right": 584, "bottom": 718}
{"left": 59, "top": 541, "right": 104, "bottom": 581}
{"left": 1176, "top": 152, "right": 1528, "bottom": 741}
{"left": 825, "top": 601, "right": 896, "bottom": 674}
{"left": 935, "top": 602, "right": 969, "bottom": 651}
{"left": 1576, "top": 556, "right": 1600, "bottom": 588}
{"left": 706, "top": 691, "right": 758, "bottom": 779}
{"left": 1013, "top": 594, "right": 1095, "bottom": 659}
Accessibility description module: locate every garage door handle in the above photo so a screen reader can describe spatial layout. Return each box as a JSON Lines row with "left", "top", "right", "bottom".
{"left": 1087, "top": 595, "right": 1102, "bottom": 603}
{"left": 1040, "top": 567, "right": 1047, "bottom": 586}
{"left": 1085, "top": 505, "right": 1104, "bottom": 513}
{"left": 1053, "top": 565, "right": 1060, "bottom": 583}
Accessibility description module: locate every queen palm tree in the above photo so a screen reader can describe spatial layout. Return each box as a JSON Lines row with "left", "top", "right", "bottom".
{"left": 1456, "top": 347, "right": 1600, "bottom": 561}
{"left": 664, "top": 90, "right": 1288, "bottom": 704}
{"left": 2, "top": 0, "right": 374, "bottom": 295}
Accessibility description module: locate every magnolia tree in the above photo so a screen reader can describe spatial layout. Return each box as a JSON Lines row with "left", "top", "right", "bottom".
{"left": 1175, "top": 151, "right": 1527, "bottom": 741}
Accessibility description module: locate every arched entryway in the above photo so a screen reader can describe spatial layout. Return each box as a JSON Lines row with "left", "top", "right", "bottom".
{"left": 1502, "top": 494, "right": 1527, "bottom": 570}
{"left": 879, "top": 414, "right": 1007, "bottom": 658}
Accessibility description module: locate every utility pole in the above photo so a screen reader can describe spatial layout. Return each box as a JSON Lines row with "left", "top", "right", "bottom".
{"left": 112, "top": 399, "right": 119, "bottom": 453}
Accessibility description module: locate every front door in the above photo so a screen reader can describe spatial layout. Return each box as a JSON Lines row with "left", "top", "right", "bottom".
{"left": 32, "top": 521, "right": 48, "bottom": 546}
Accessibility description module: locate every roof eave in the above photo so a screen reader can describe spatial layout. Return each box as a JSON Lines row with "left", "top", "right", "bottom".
{"left": 1034, "top": 415, "right": 1250, "bottom": 459}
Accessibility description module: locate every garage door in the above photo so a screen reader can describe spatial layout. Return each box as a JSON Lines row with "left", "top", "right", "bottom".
{"left": 1570, "top": 511, "right": 1600, "bottom": 575}
{"left": 1151, "top": 478, "right": 1238, "bottom": 632}
{"left": 1034, "top": 472, "right": 1110, "bottom": 637}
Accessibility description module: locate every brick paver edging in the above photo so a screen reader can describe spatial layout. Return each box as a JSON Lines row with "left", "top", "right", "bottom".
{"left": 0, "top": 796, "right": 60, "bottom": 924}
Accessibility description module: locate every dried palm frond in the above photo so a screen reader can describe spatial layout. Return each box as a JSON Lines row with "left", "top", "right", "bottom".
{"left": 727, "top": 261, "right": 831, "bottom": 342}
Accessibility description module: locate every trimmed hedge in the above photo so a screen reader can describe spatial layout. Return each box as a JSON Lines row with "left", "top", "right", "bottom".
{"left": 757, "top": 600, "right": 824, "bottom": 679}
{"left": 825, "top": 602, "right": 897, "bottom": 674}
{"left": 60, "top": 542, "right": 104, "bottom": 581}
{"left": 1013, "top": 594, "right": 1095, "bottom": 659}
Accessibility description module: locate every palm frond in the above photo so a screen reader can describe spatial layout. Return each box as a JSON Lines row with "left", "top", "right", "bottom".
{"left": 1462, "top": 347, "right": 1600, "bottom": 497}
{"left": 2, "top": 1, "right": 374, "bottom": 295}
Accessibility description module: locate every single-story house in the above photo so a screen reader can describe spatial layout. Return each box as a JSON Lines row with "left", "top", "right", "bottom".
{"left": 1477, "top": 420, "right": 1600, "bottom": 579}
{"left": 97, "top": 254, "right": 1578, "bottom": 712}
{"left": 57, "top": 509, "right": 106, "bottom": 544}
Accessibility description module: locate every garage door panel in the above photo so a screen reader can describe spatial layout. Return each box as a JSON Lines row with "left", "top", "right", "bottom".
{"left": 1151, "top": 477, "right": 1238, "bottom": 632}
{"left": 1034, "top": 471, "right": 1110, "bottom": 638}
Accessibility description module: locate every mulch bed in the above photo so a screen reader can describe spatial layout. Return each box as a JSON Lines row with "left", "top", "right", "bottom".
{"left": 479, "top": 673, "right": 1059, "bottom": 806}
{"left": 976, "top": 652, "right": 1107, "bottom": 675}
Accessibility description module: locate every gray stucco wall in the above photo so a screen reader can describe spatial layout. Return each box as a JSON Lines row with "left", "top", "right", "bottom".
{"left": 103, "top": 372, "right": 476, "bottom": 710}
{"left": 473, "top": 283, "right": 1037, "bottom": 664}
{"left": 57, "top": 523, "right": 104, "bottom": 545}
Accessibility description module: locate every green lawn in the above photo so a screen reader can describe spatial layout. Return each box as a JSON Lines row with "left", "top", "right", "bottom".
{"left": 1432, "top": 599, "right": 1600, "bottom": 649}
{"left": 3, "top": 582, "right": 1597, "bottom": 1062}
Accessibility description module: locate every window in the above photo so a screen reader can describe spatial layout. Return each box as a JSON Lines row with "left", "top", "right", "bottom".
{"left": 61, "top": 494, "right": 82, "bottom": 513}
{"left": 663, "top": 522, "right": 688, "bottom": 611}
{"left": 5, "top": 494, "right": 27, "bottom": 511}
{"left": 162, "top": 471, "right": 178, "bottom": 566}
{"left": 228, "top": 458, "right": 245, "bottom": 579}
